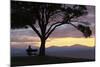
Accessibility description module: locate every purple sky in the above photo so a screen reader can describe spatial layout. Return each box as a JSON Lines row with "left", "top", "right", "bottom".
{"left": 11, "top": 5, "right": 95, "bottom": 42}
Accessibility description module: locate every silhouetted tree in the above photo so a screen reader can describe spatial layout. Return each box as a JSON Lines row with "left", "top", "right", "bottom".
{"left": 11, "top": 1, "right": 92, "bottom": 56}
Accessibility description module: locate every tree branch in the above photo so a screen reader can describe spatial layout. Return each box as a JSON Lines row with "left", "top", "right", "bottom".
{"left": 29, "top": 24, "right": 42, "bottom": 38}
{"left": 45, "top": 23, "right": 64, "bottom": 39}
{"left": 45, "top": 22, "right": 61, "bottom": 35}
{"left": 69, "top": 23, "right": 78, "bottom": 29}
{"left": 45, "top": 20, "right": 78, "bottom": 39}
{"left": 49, "top": 10, "right": 62, "bottom": 17}
{"left": 69, "top": 22, "right": 84, "bottom": 35}
{"left": 37, "top": 9, "right": 45, "bottom": 37}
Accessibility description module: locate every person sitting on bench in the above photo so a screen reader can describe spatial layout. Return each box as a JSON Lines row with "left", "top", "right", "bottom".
{"left": 26, "top": 45, "right": 38, "bottom": 56}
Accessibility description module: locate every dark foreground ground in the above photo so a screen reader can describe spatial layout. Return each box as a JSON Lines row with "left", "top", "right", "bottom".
{"left": 11, "top": 55, "right": 95, "bottom": 67}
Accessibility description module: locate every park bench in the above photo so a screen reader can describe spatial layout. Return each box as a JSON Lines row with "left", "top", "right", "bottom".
{"left": 26, "top": 46, "right": 38, "bottom": 56}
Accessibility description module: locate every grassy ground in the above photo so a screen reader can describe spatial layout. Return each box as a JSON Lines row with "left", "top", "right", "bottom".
{"left": 11, "top": 55, "right": 95, "bottom": 67}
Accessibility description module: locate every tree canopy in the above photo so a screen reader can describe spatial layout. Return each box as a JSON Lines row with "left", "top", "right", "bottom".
{"left": 11, "top": 1, "right": 91, "bottom": 38}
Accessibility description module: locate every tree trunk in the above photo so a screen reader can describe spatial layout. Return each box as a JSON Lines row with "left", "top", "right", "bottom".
{"left": 39, "top": 39, "right": 46, "bottom": 56}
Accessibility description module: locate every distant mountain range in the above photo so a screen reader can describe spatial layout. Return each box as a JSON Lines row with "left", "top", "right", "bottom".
{"left": 11, "top": 44, "right": 95, "bottom": 60}
{"left": 46, "top": 44, "right": 95, "bottom": 50}
{"left": 46, "top": 44, "right": 95, "bottom": 60}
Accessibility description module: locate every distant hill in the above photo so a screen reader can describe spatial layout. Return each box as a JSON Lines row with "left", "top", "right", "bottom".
{"left": 46, "top": 44, "right": 95, "bottom": 60}
{"left": 46, "top": 44, "right": 95, "bottom": 51}
{"left": 11, "top": 44, "right": 95, "bottom": 59}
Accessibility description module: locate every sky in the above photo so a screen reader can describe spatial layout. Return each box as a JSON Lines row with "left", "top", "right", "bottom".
{"left": 11, "top": 2, "right": 95, "bottom": 48}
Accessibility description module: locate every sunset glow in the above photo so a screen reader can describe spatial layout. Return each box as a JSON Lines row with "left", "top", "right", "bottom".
{"left": 11, "top": 37, "right": 95, "bottom": 48}
{"left": 47, "top": 38, "right": 94, "bottom": 47}
{"left": 37, "top": 37, "right": 95, "bottom": 48}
